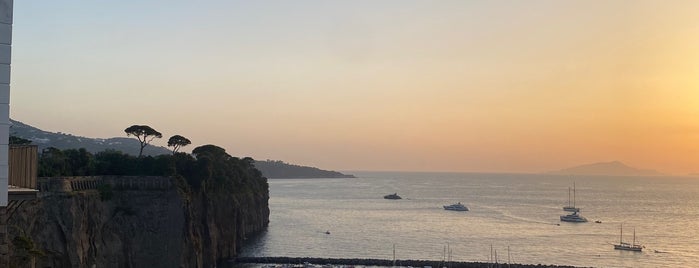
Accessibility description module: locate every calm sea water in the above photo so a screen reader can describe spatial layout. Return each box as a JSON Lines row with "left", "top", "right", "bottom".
{"left": 239, "top": 172, "right": 699, "bottom": 268}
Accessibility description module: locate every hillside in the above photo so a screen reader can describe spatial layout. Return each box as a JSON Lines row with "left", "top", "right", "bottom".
{"left": 549, "top": 161, "right": 664, "bottom": 176}
{"left": 9, "top": 119, "right": 355, "bottom": 179}
{"left": 9, "top": 119, "right": 171, "bottom": 156}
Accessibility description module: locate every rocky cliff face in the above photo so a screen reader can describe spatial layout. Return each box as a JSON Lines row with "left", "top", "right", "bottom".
{"left": 7, "top": 176, "right": 269, "bottom": 268}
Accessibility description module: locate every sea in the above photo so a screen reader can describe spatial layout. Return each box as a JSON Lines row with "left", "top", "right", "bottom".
{"left": 239, "top": 172, "right": 699, "bottom": 268}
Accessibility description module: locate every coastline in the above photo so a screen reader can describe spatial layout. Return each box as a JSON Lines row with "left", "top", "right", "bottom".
{"left": 234, "top": 257, "right": 587, "bottom": 268}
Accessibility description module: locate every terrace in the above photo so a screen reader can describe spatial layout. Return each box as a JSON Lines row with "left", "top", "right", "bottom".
{"left": 6, "top": 145, "right": 38, "bottom": 216}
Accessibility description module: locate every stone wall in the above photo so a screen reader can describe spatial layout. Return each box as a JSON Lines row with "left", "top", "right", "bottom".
{"left": 37, "top": 176, "right": 173, "bottom": 193}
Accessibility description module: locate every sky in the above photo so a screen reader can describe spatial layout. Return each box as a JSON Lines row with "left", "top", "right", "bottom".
{"left": 9, "top": 1, "right": 699, "bottom": 174}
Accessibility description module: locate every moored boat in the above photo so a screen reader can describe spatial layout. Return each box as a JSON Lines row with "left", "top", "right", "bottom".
{"left": 614, "top": 224, "right": 642, "bottom": 252}
{"left": 443, "top": 202, "right": 469, "bottom": 211}
{"left": 560, "top": 211, "right": 587, "bottom": 222}
{"left": 384, "top": 193, "right": 402, "bottom": 199}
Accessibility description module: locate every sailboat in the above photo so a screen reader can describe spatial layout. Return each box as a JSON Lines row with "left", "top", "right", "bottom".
{"left": 560, "top": 182, "right": 586, "bottom": 222}
{"left": 614, "top": 224, "right": 643, "bottom": 252}
{"left": 563, "top": 183, "right": 580, "bottom": 212}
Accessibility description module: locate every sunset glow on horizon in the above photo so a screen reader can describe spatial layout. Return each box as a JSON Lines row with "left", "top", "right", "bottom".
{"left": 10, "top": 1, "right": 699, "bottom": 174}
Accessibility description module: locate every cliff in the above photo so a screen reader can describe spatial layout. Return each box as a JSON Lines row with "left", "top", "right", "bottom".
{"left": 7, "top": 176, "right": 269, "bottom": 268}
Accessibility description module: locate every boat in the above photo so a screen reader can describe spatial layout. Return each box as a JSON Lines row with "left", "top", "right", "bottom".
{"left": 563, "top": 183, "right": 580, "bottom": 212}
{"left": 443, "top": 202, "right": 469, "bottom": 211}
{"left": 560, "top": 211, "right": 587, "bottom": 222}
{"left": 614, "top": 224, "right": 642, "bottom": 252}
{"left": 384, "top": 193, "right": 402, "bottom": 199}
{"left": 560, "top": 182, "right": 587, "bottom": 222}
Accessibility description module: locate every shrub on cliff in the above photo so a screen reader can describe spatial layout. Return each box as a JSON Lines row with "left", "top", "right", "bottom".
{"left": 37, "top": 146, "right": 268, "bottom": 195}
{"left": 92, "top": 150, "right": 138, "bottom": 175}
{"left": 39, "top": 147, "right": 97, "bottom": 176}
{"left": 186, "top": 144, "right": 266, "bottom": 193}
{"left": 11, "top": 231, "right": 45, "bottom": 265}
{"left": 38, "top": 147, "right": 71, "bottom": 177}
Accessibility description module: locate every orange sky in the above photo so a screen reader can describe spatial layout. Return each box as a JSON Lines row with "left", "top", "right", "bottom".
{"left": 9, "top": 1, "right": 699, "bottom": 174}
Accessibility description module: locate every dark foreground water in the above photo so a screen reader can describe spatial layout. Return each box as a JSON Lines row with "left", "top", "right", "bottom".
{"left": 239, "top": 172, "right": 699, "bottom": 268}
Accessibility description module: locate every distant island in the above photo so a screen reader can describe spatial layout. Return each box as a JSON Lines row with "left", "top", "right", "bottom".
{"left": 253, "top": 160, "right": 355, "bottom": 178}
{"left": 9, "top": 119, "right": 354, "bottom": 179}
{"left": 548, "top": 161, "right": 664, "bottom": 176}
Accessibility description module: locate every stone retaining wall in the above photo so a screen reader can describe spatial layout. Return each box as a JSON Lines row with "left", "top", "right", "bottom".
{"left": 37, "top": 176, "right": 173, "bottom": 193}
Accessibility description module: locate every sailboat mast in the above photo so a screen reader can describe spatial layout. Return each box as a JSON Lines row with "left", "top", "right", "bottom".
{"left": 573, "top": 182, "right": 576, "bottom": 208}
{"left": 507, "top": 246, "right": 511, "bottom": 266}
{"left": 443, "top": 244, "right": 446, "bottom": 263}
{"left": 633, "top": 228, "right": 636, "bottom": 246}
{"left": 568, "top": 187, "right": 571, "bottom": 207}
{"left": 448, "top": 244, "right": 452, "bottom": 268}
{"left": 620, "top": 224, "right": 623, "bottom": 244}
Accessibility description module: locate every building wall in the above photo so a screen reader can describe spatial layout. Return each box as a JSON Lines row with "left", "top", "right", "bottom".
{"left": 0, "top": 0, "right": 11, "bottom": 207}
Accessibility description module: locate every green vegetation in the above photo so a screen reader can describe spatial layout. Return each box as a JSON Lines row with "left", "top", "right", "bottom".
{"left": 37, "top": 145, "right": 267, "bottom": 193}
{"left": 30, "top": 122, "right": 267, "bottom": 197}
{"left": 124, "top": 125, "right": 163, "bottom": 158}
{"left": 10, "top": 228, "right": 45, "bottom": 266}
{"left": 39, "top": 148, "right": 95, "bottom": 177}
{"left": 9, "top": 135, "right": 32, "bottom": 145}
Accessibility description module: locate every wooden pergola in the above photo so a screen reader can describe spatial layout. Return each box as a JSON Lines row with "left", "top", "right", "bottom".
{"left": 7, "top": 145, "right": 39, "bottom": 209}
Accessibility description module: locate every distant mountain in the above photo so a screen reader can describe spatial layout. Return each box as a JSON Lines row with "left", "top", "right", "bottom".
{"left": 253, "top": 160, "right": 355, "bottom": 178}
{"left": 549, "top": 161, "right": 664, "bottom": 176}
{"left": 9, "top": 119, "right": 355, "bottom": 179}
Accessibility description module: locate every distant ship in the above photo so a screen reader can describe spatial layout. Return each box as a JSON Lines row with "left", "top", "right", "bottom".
{"left": 384, "top": 193, "right": 402, "bottom": 199}
{"left": 443, "top": 202, "right": 469, "bottom": 211}
{"left": 614, "top": 224, "right": 642, "bottom": 252}
{"left": 560, "top": 211, "right": 588, "bottom": 222}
